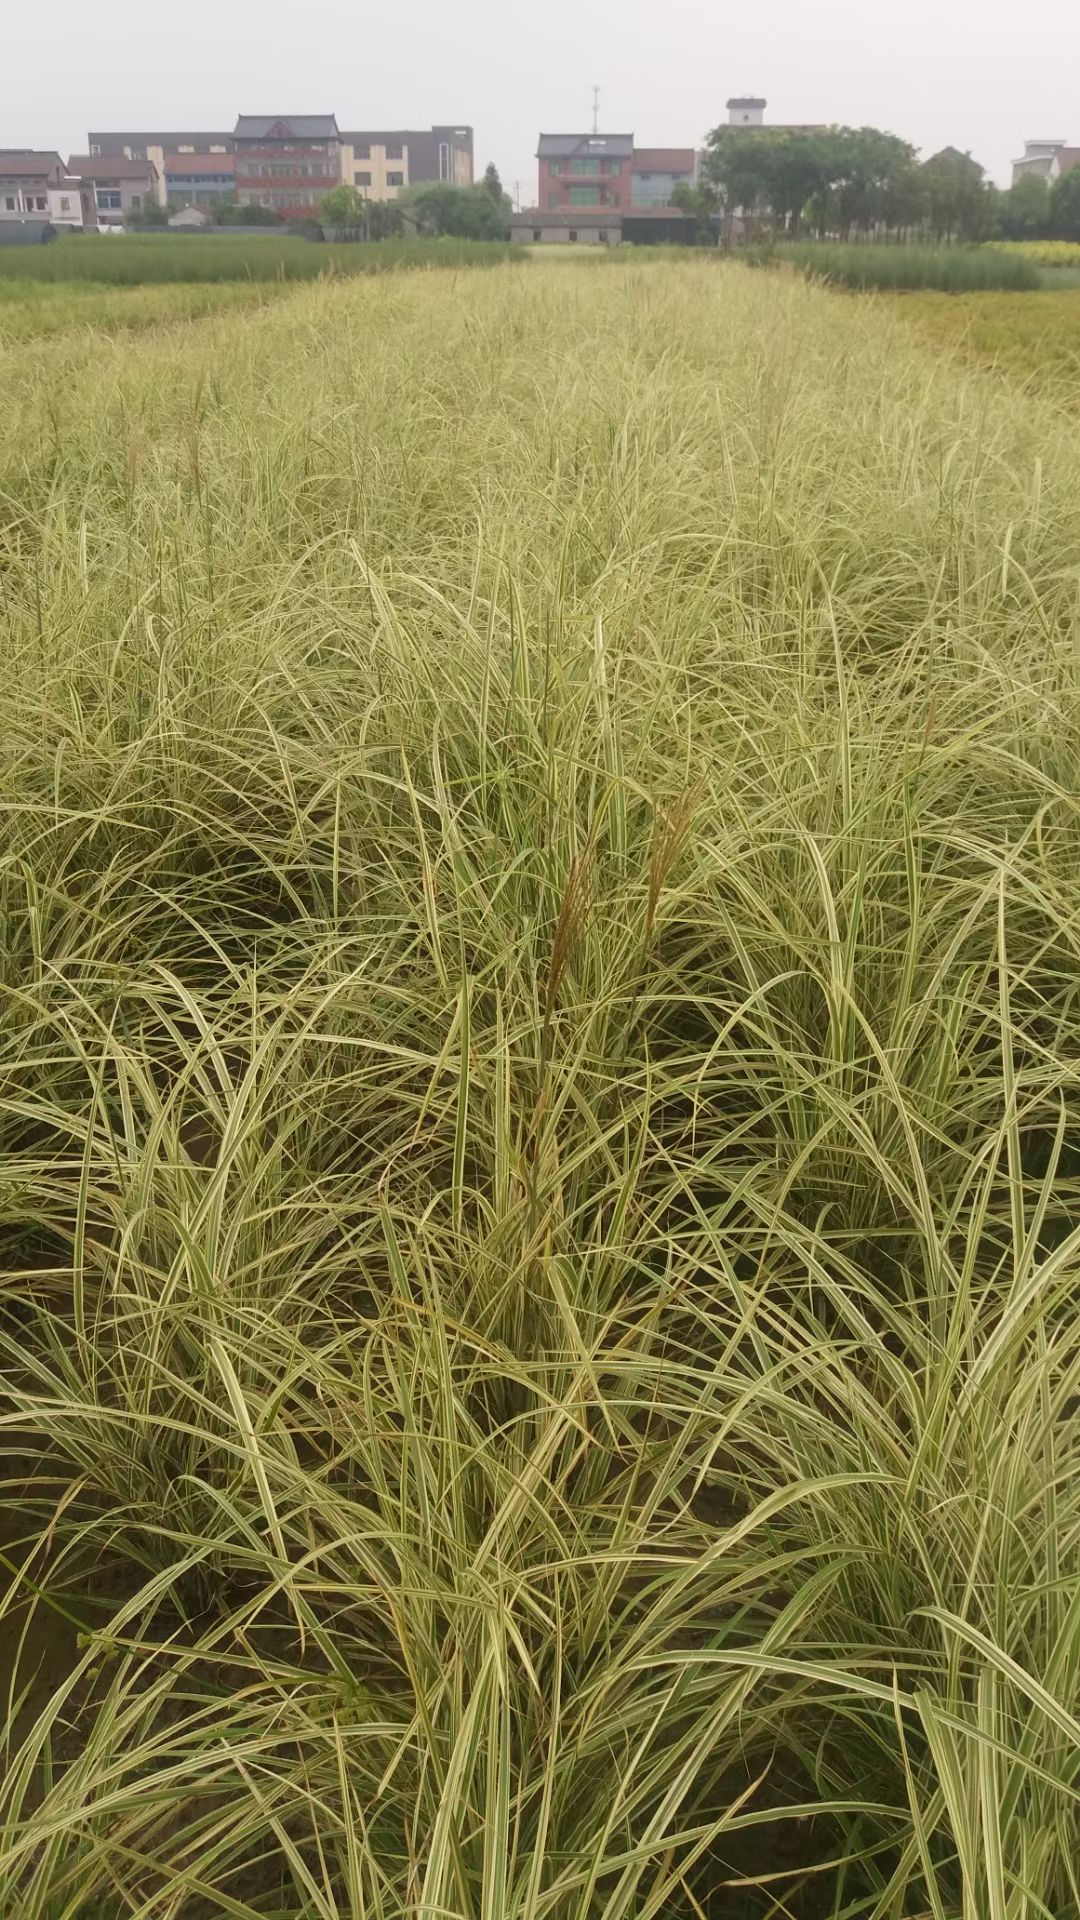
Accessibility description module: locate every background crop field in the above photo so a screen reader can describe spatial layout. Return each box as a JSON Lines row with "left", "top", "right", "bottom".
{"left": 0, "top": 231, "right": 518, "bottom": 284}
{"left": 899, "top": 288, "right": 1080, "bottom": 403}
{"left": 3, "top": 258, "right": 1080, "bottom": 1920}
{"left": 0, "top": 277, "right": 284, "bottom": 342}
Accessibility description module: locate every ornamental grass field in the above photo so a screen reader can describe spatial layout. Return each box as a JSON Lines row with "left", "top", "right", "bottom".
{"left": 3, "top": 258, "right": 1080, "bottom": 1920}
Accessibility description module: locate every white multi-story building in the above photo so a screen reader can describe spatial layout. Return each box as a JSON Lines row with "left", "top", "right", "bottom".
{"left": 1011, "top": 139, "right": 1080, "bottom": 185}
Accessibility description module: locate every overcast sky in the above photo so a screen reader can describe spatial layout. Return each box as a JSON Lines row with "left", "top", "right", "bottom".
{"left": 3, "top": 0, "right": 1078, "bottom": 203}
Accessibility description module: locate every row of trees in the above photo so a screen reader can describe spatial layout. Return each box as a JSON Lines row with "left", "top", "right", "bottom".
{"left": 320, "top": 164, "right": 511, "bottom": 241}
{"left": 128, "top": 163, "right": 512, "bottom": 239}
{"left": 672, "top": 126, "right": 1080, "bottom": 244}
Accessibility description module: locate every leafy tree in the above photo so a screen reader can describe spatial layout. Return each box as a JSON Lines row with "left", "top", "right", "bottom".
{"left": 402, "top": 181, "right": 510, "bottom": 240}
{"left": 921, "top": 147, "right": 989, "bottom": 242}
{"left": 701, "top": 127, "right": 777, "bottom": 239}
{"left": 703, "top": 123, "right": 920, "bottom": 242}
{"left": 670, "top": 179, "right": 719, "bottom": 243}
{"left": 830, "top": 128, "right": 919, "bottom": 238}
{"left": 1049, "top": 164, "right": 1080, "bottom": 240}
{"left": 126, "top": 200, "right": 169, "bottom": 229}
{"left": 481, "top": 162, "right": 504, "bottom": 201}
{"left": 761, "top": 132, "right": 832, "bottom": 237}
{"left": 1000, "top": 173, "right": 1049, "bottom": 240}
{"left": 877, "top": 156, "right": 927, "bottom": 238}
{"left": 320, "top": 183, "right": 365, "bottom": 239}
{"left": 367, "top": 200, "right": 404, "bottom": 240}
{"left": 213, "top": 199, "right": 281, "bottom": 226}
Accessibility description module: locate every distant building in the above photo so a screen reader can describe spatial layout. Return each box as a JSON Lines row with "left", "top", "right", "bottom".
{"left": 161, "top": 153, "right": 236, "bottom": 209}
{"left": 0, "top": 150, "right": 66, "bottom": 220}
{"left": 724, "top": 96, "right": 825, "bottom": 134}
{"left": 1012, "top": 139, "right": 1080, "bottom": 185}
{"left": 87, "top": 131, "right": 234, "bottom": 158}
{"left": 1012, "top": 139, "right": 1067, "bottom": 184}
{"left": 512, "top": 208, "right": 623, "bottom": 245}
{"left": 537, "top": 134, "right": 634, "bottom": 215}
{"left": 232, "top": 115, "right": 342, "bottom": 217}
{"left": 727, "top": 97, "right": 767, "bottom": 127}
{"left": 631, "top": 148, "right": 696, "bottom": 208}
{"left": 68, "top": 153, "right": 159, "bottom": 226}
{"left": 533, "top": 133, "right": 698, "bottom": 224}
{"left": 341, "top": 125, "right": 473, "bottom": 199}
{"left": 169, "top": 205, "right": 211, "bottom": 227}
{"left": 82, "top": 117, "right": 474, "bottom": 212}
{"left": 1, "top": 152, "right": 96, "bottom": 229}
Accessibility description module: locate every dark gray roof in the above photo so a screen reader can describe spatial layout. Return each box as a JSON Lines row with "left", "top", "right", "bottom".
{"left": 234, "top": 115, "right": 339, "bottom": 140}
{"left": 536, "top": 133, "right": 634, "bottom": 159}
{"left": 69, "top": 154, "right": 156, "bottom": 180}
{"left": 727, "top": 96, "right": 767, "bottom": 107}
{"left": 0, "top": 151, "right": 64, "bottom": 176}
{"left": 88, "top": 132, "right": 233, "bottom": 153}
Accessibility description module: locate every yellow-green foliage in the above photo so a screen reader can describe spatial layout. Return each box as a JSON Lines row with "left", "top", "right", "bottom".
{"left": 3, "top": 262, "right": 1080, "bottom": 1920}
{"left": 901, "top": 288, "right": 1080, "bottom": 400}
{"left": 0, "top": 277, "right": 283, "bottom": 342}
{"left": 989, "top": 238, "right": 1080, "bottom": 266}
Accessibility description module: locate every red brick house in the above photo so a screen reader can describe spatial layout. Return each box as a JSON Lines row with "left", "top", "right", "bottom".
{"left": 537, "top": 134, "right": 634, "bottom": 217}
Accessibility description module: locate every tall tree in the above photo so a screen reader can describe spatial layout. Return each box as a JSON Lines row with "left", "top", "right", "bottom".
{"left": 320, "top": 183, "right": 366, "bottom": 240}
{"left": 1049, "top": 165, "right": 1080, "bottom": 240}
{"left": 1000, "top": 173, "right": 1050, "bottom": 240}
{"left": 830, "top": 128, "right": 919, "bottom": 238}
{"left": 481, "top": 162, "right": 504, "bottom": 201}
{"left": 701, "top": 127, "right": 779, "bottom": 240}
{"left": 921, "top": 147, "right": 990, "bottom": 242}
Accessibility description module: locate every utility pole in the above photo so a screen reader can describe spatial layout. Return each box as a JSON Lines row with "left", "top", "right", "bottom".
{"left": 513, "top": 179, "right": 521, "bottom": 211}
{"left": 592, "top": 86, "right": 600, "bottom": 135}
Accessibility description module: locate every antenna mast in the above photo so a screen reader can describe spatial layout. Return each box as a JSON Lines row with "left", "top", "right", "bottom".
{"left": 592, "top": 86, "right": 600, "bottom": 135}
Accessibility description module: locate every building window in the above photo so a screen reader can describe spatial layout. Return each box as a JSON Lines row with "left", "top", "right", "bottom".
{"left": 549, "top": 161, "right": 561, "bottom": 176}
{"left": 355, "top": 170, "right": 371, "bottom": 186}
{"left": 35, "top": 196, "right": 46, "bottom": 210}
{"left": 532, "top": 228, "right": 541, "bottom": 241}
{"left": 387, "top": 171, "right": 404, "bottom": 187}
{"left": 569, "top": 229, "right": 578, "bottom": 242}
{"left": 569, "top": 186, "right": 600, "bottom": 206}
{"left": 60, "top": 195, "right": 70, "bottom": 212}
{"left": 571, "top": 158, "right": 600, "bottom": 176}
{"left": 96, "top": 189, "right": 122, "bottom": 209}
{"left": 354, "top": 142, "right": 370, "bottom": 159}
{"left": 386, "top": 142, "right": 403, "bottom": 159}
{"left": 4, "top": 197, "right": 13, "bottom": 210}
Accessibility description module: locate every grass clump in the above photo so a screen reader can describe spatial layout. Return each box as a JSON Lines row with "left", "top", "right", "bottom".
{"left": 0, "top": 231, "right": 518, "bottom": 284}
{"left": 2, "top": 258, "right": 1080, "bottom": 1918}
{"left": 770, "top": 240, "right": 1041, "bottom": 291}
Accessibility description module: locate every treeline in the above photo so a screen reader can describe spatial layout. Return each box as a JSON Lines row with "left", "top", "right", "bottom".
{"left": 673, "top": 126, "right": 1080, "bottom": 245}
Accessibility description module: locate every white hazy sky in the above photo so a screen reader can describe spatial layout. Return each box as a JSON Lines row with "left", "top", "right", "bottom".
{"left": 3, "top": 0, "right": 1078, "bottom": 204}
